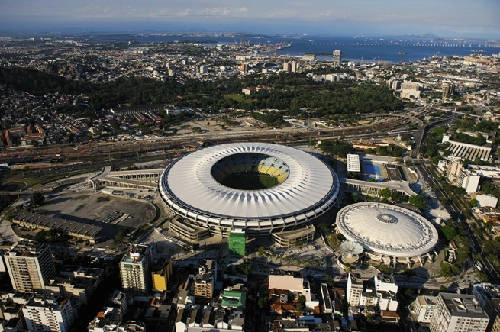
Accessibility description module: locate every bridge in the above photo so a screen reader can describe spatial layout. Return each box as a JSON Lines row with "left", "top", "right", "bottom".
{"left": 342, "top": 178, "right": 417, "bottom": 197}
{"left": 91, "top": 168, "right": 164, "bottom": 190}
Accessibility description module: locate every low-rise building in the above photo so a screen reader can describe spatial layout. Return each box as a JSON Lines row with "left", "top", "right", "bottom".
{"left": 152, "top": 259, "right": 173, "bottom": 292}
{"left": 409, "top": 295, "right": 438, "bottom": 326}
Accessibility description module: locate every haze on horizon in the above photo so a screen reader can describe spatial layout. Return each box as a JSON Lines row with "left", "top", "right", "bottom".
{"left": 1, "top": 0, "right": 499, "bottom": 39}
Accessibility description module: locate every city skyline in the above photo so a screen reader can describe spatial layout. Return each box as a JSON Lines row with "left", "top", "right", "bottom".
{"left": 0, "top": 0, "right": 499, "bottom": 38}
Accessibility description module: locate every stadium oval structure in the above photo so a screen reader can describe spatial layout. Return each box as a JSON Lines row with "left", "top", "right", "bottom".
{"left": 336, "top": 202, "right": 438, "bottom": 257}
{"left": 160, "top": 143, "right": 340, "bottom": 235}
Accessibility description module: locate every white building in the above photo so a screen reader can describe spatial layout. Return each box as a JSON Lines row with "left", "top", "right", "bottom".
{"left": 4, "top": 242, "right": 56, "bottom": 293}
{"left": 120, "top": 245, "right": 151, "bottom": 294}
{"left": 347, "top": 274, "right": 398, "bottom": 312}
{"left": 461, "top": 174, "right": 480, "bottom": 194}
{"left": 22, "top": 293, "right": 74, "bottom": 332}
{"left": 347, "top": 154, "right": 361, "bottom": 173}
{"left": 409, "top": 295, "right": 437, "bottom": 325}
{"left": 430, "top": 293, "right": 489, "bottom": 332}
{"left": 475, "top": 194, "right": 498, "bottom": 208}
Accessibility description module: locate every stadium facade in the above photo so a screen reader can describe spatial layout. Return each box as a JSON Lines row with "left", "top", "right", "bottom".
{"left": 159, "top": 143, "right": 340, "bottom": 237}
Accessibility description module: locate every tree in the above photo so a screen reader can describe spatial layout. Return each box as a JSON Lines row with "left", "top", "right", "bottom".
{"left": 379, "top": 188, "right": 391, "bottom": 200}
{"left": 257, "top": 296, "right": 268, "bottom": 310}
{"left": 409, "top": 194, "right": 426, "bottom": 211}
{"left": 31, "top": 192, "right": 45, "bottom": 207}
{"left": 440, "top": 225, "right": 457, "bottom": 242}
{"left": 318, "top": 139, "right": 354, "bottom": 157}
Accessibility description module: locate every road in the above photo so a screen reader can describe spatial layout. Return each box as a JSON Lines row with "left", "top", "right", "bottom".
{"left": 0, "top": 114, "right": 410, "bottom": 164}
{"left": 415, "top": 162, "right": 499, "bottom": 283}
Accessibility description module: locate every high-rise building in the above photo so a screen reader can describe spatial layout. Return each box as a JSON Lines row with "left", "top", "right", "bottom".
{"left": 472, "top": 283, "right": 500, "bottom": 332}
{"left": 430, "top": 292, "right": 489, "bottom": 332}
{"left": 333, "top": 50, "right": 342, "bottom": 66}
{"left": 120, "top": 245, "right": 151, "bottom": 294}
{"left": 22, "top": 292, "right": 75, "bottom": 332}
{"left": 347, "top": 154, "right": 361, "bottom": 173}
{"left": 283, "top": 61, "right": 292, "bottom": 73}
{"left": 4, "top": 242, "right": 56, "bottom": 293}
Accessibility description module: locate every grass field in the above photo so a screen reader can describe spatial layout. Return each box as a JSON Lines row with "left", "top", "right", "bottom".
{"left": 220, "top": 172, "right": 280, "bottom": 190}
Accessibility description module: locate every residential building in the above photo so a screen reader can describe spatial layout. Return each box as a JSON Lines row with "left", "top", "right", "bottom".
{"left": 472, "top": 283, "right": 500, "bottom": 332}
{"left": 347, "top": 274, "right": 398, "bottom": 314}
{"left": 4, "top": 242, "right": 56, "bottom": 293}
{"left": 221, "top": 284, "right": 247, "bottom": 311}
{"left": 194, "top": 260, "right": 217, "bottom": 298}
{"left": 409, "top": 295, "right": 438, "bottom": 325}
{"left": 430, "top": 292, "right": 489, "bottom": 332}
{"left": 87, "top": 291, "right": 128, "bottom": 331}
{"left": 22, "top": 293, "right": 74, "bottom": 332}
{"left": 120, "top": 245, "right": 151, "bottom": 294}
{"left": 321, "top": 283, "right": 333, "bottom": 314}
{"left": 333, "top": 50, "right": 342, "bottom": 66}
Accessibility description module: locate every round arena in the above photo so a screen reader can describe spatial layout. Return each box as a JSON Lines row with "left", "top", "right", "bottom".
{"left": 336, "top": 202, "right": 438, "bottom": 259}
{"left": 159, "top": 143, "right": 340, "bottom": 236}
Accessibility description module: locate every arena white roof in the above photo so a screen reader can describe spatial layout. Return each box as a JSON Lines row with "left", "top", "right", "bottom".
{"left": 336, "top": 202, "right": 438, "bottom": 257}
{"left": 160, "top": 143, "right": 339, "bottom": 231}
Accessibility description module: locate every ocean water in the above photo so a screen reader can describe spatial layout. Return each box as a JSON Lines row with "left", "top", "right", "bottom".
{"left": 87, "top": 34, "right": 500, "bottom": 63}
{"left": 274, "top": 37, "right": 499, "bottom": 63}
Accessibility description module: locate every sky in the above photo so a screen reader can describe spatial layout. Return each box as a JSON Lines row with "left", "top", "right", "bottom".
{"left": 0, "top": 0, "right": 499, "bottom": 38}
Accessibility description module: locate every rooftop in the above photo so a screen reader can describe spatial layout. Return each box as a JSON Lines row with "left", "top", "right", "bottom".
{"left": 121, "top": 245, "right": 149, "bottom": 263}
{"left": 440, "top": 293, "right": 488, "bottom": 319}
{"left": 269, "top": 275, "right": 304, "bottom": 292}
{"left": 336, "top": 202, "right": 438, "bottom": 257}
{"left": 221, "top": 290, "right": 246, "bottom": 309}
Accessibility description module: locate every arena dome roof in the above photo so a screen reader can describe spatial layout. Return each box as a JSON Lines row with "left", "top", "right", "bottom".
{"left": 159, "top": 143, "right": 339, "bottom": 233}
{"left": 336, "top": 202, "right": 438, "bottom": 257}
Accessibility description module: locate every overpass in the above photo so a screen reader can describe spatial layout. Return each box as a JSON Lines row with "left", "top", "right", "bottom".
{"left": 91, "top": 168, "right": 164, "bottom": 190}
{"left": 342, "top": 178, "right": 417, "bottom": 197}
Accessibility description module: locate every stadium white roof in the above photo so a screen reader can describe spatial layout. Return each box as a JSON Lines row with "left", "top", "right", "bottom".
{"left": 160, "top": 143, "right": 339, "bottom": 232}
{"left": 336, "top": 202, "right": 438, "bottom": 257}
